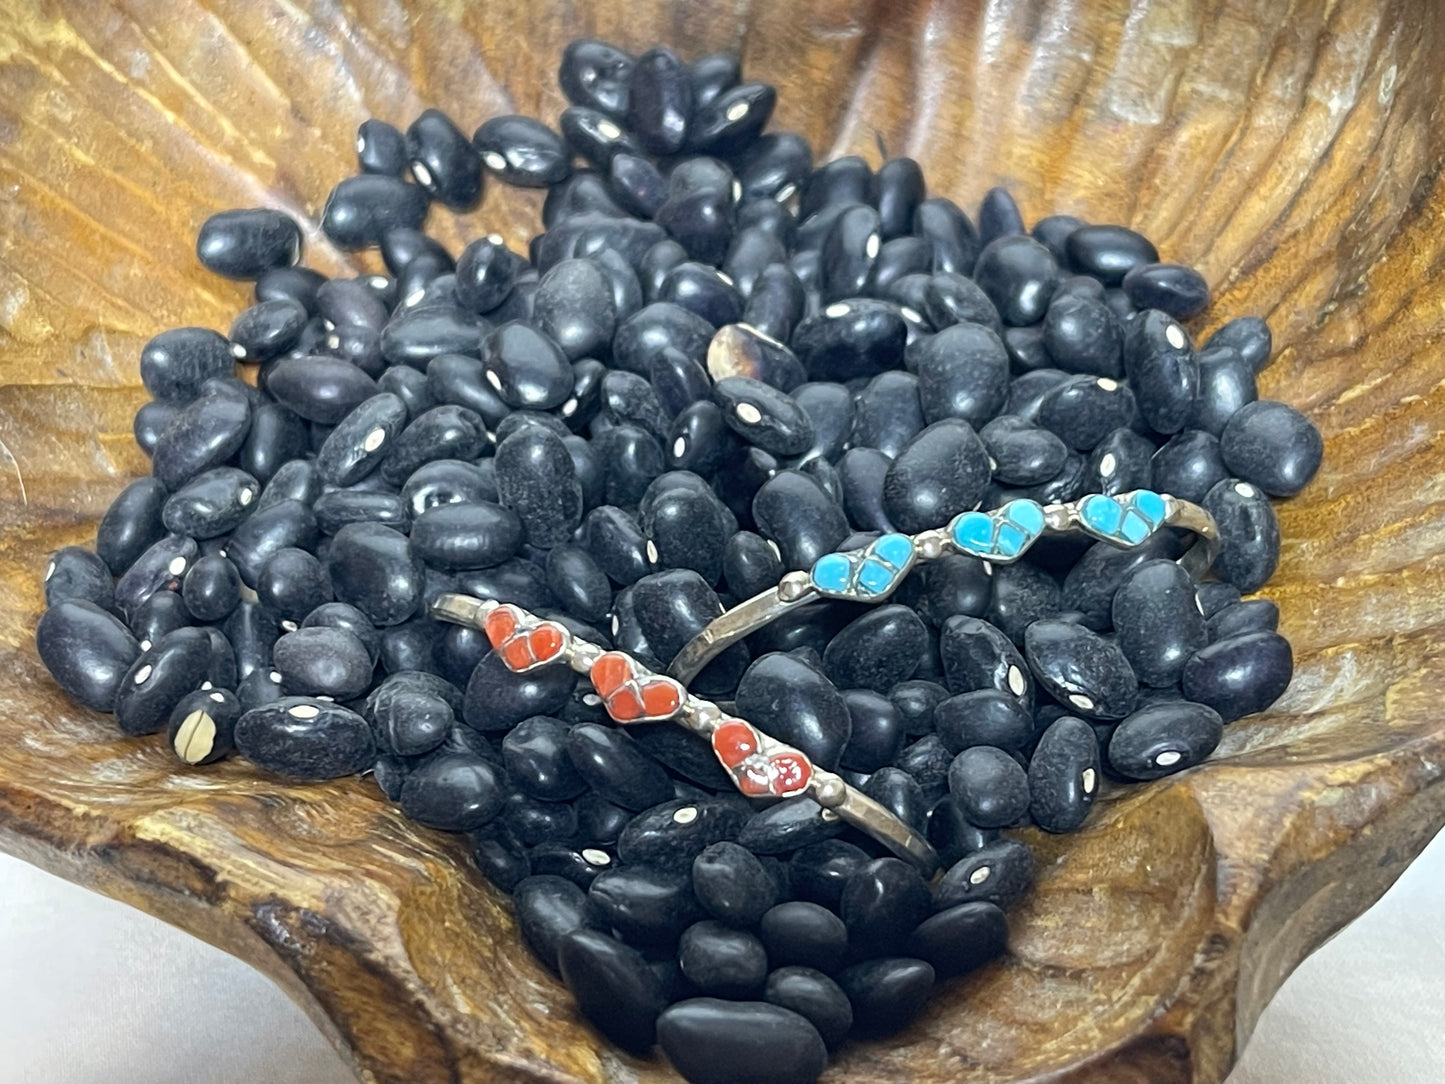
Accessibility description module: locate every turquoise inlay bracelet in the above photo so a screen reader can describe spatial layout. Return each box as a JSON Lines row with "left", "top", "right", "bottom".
{"left": 666, "top": 488, "right": 1219, "bottom": 687}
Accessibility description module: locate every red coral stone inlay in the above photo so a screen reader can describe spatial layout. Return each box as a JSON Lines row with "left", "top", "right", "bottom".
{"left": 590, "top": 652, "right": 631, "bottom": 698}
{"left": 483, "top": 606, "right": 517, "bottom": 648}
{"left": 606, "top": 685, "right": 645, "bottom": 722}
{"left": 528, "top": 624, "right": 565, "bottom": 663}
{"left": 767, "top": 753, "right": 812, "bottom": 796}
{"left": 711, "top": 720, "right": 760, "bottom": 768}
{"left": 639, "top": 679, "right": 682, "bottom": 718}
{"left": 501, "top": 637, "right": 535, "bottom": 671}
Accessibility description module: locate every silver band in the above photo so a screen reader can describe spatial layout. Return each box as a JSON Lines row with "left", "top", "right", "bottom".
{"left": 431, "top": 593, "right": 941, "bottom": 875}
{"left": 668, "top": 489, "right": 1219, "bottom": 687}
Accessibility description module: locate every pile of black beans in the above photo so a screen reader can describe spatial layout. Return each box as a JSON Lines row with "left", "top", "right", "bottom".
{"left": 34, "top": 38, "right": 1322, "bottom": 1084}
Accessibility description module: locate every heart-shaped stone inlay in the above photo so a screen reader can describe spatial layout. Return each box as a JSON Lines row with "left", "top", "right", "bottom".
{"left": 710, "top": 718, "right": 814, "bottom": 798}
{"left": 483, "top": 605, "right": 569, "bottom": 672}
{"left": 949, "top": 499, "right": 1047, "bottom": 561}
{"left": 1078, "top": 489, "right": 1168, "bottom": 546}
{"left": 809, "top": 532, "right": 916, "bottom": 600}
{"left": 590, "top": 651, "right": 685, "bottom": 723}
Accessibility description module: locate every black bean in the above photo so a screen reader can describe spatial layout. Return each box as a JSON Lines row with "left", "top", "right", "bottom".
{"left": 271, "top": 625, "right": 371, "bottom": 700}
{"left": 791, "top": 298, "right": 905, "bottom": 383}
{"left": 556, "top": 927, "right": 667, "bottom": 1056}
{"left": 743, "top": 264, "right": 808, "bottom": 343}
{"left": 233, "top": 695, "right": 375, "bottom": 778}
{"left": 1190, "top": 346, "right": 1258, "bottom": 436}
{"left": 1065, "top": 224, "right": 1158, "bottom": 285}
{"left": 974, "top": 185, "right": 1022, "bottom": 245}
{"left": 312, "top": 393, "right": 407, "bottom": 487}
{"left": 589, "top": 864, "right": 702, "bottom": 945}
{"left": 488, "top": 426, "right": 580, "bottom": 547}
{"left": 1042, "top": 291, "right": 1123, "bottom": 378}
{"left": 526, "top": 264, "right": 616, "bottom": 367}
{"left": 882, "top": 419, "right": 992, "bottom": 533}
{"left": 933, "top": 689, "right": 1034, "bottom": 754}
{"left": 691, "top": 841, "right": 779, "bottom": 928}
{"left": 177, "top": 554, "right": 238, "bottom": 623}
{"left": 834, "top": 689, "right": 902, "bottom": 772}
{"left": 96, "top": 478, "right": 169, "bottom": 576}
{"left": 938, "top": 615, "right": 1034, "bottom": 705}
{"left": 133, "top": 400, "right": 179, "bottom": 455}
{"left": 369, "top": 688, "right": 451, "bottom": 758}
{"left": 1205, "top": 315, "right": 1272, "bottom": 374}
{"left": 796, "top": 155, "right": 868, "bottom": 218}
{"left": 467, "top": 114, "right": 567, "bottom": 189}
{"left": 838, "top": 856, "right": 931, "bottom": 955}
{"left": 409, "top": 501, "right": 521, "bottom": 571}
{"left": 1058, "top": 530, "right": 1177, "bottom": 630}
{"left": 736, "top": 652, "right": 852, "bottom": 771}
{"left": 737, "top": 796, "right": 844, "bottom": 856}
{"left": 933, "top": 838, "right": 1034, "bottom": 910}
{"left": 379, "top": 303, "right": 487, "bottom": 367}
{"left": 906, "top": 323, "right": 1010, "bottom": 429}
{"left": 1151, "top": 429, "right": 1227, "bottom": 504}
{"left": 398, "top": 750, "right": 505, "bottom": 830}
{"left": 1123, "top": 262, "right": 1210, "bottom": 319}
{"left": 35, "top": 599, "right": 142, "bottom": 713}
{"left": 1024, "top": 617, "right": 1138, "bottom": 719}
{"left": 661, "top": 261, "right": 743, "bottom": 327}
{"left": 947, "top": 745, "right": 1030, "bottom": 828}
{"left": 1026, "top": 714, "right": 1100, "bottom": 832}
{"left": 1181, "top": 630, "right": 1293, "bottom": 722}
{"left": 42, "top": 546, "right": 114, "bottom": 612}
{"left": 1110, "top": 559, "right": 1208, "bottom": 687}
{"left": 1202, "top": 477, "right": 1281, "bottom": 592}
{"left": 113, "top": 533, "right": 197, "bottom": 621}
{"left": 147, "top": 391, "right": 250, "bottom": 492}
{"left": 979, "top": 416, "right": 1066, "bottom": 487}
{"left": 1107, "top": 700, "right": 1224, "bottom": 779}
{"left": 166, "top": 687, "right": 241, "bottom": 766}
{"left": 1030, "top": 214, "right": 1085, "bottom": 262}
{"left": 515, "top": 874, "right": 597, "bottom": 974}
{"left": 705, "top": 376, "right": 810, "bottom": 457}
{"left": 321, "top": 175, "right": 429, "bottom": 249}
{"left": 611, "top": 298, "right": 704, "bottom": 379}
{"left": 835, "top": 957, "right": 934, "bottom": 1038}
{"left": 688, "top": 80, "right": 775, "bottom": 155}
{"left": 816, "top": 605, "right": 923, "bottom": 694}
{"left": 156, "top": 467, "right": 257, "bottom": 541}
{"left": 908, "top": 901, "right": 1008, "bottom": 978}
{"left": 757, "top": 905, "right": 850, "bottom": 981}
{"left": 1036, "top": 374, "right": 1138, "bottom": 452}
{"left": 747, "top": 470, "right": 845, "bottom": 572}
{"left": 1208, "top": 598, "right": 1279, "bottom": 641}
{"left": 558, "top": 38, "right": 634, "bottom": 116}
{"left": 263, "top": 355, "right": 379, "bottom": 426}
{"left": 638, "top": 485, "right": 728, "bottom": 586}
{"left": 294, "top": 602, "right": 378, "bottom": 667}
{"left": 658, "top": 998, "right": 827, "bottom": 1084}
{"left": 140, "top": 327, "right": 236, "bottom": 404}
{"left": 1218, "top": 399, "right": 1323, "bottom": 498}
{"left": 353, "top": 117, "right": 406, "bottom": 175}
{"left": 973, "top": 235, "right": 1061, "bottom": 327}
{"left": 254, "top": 459, "right": 320, "bottom": 515}
{"left": 196, "top": 208, "right": 300, "bottom": 280}
{"left": 324, "top": 521, "right": 422, "bottom": 626}
{"left": 615, "top": 797, "right": 743, "bottom": 874}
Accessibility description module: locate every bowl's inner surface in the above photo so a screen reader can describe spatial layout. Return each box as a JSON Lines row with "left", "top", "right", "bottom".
{"left": 1, "top": 2, "right": 1444, "bottom": 1082}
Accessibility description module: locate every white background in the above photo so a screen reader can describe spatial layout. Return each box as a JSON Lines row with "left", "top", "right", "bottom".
{"left": 0, "top": 830, "right": 1442, "bottom": 1084}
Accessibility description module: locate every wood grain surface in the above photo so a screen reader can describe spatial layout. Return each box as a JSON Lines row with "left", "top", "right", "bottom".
{"left": 2, "top": 1, "right": 1444, "bottom": 1081}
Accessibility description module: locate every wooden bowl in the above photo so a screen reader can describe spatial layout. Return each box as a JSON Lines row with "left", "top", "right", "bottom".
{"left": 2, "top": 1, "right": 1444, "bottom": 1081}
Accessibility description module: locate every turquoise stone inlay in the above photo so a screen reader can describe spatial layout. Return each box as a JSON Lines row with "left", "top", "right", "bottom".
{"left": 1078, "top": 490, "right": 1168, "bottom": 547}
{"left": 948, "top": 499, "right": 1046, "bottom": 561}
{"left": 808, "top": 532, "right": 916, "bottom": 600}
